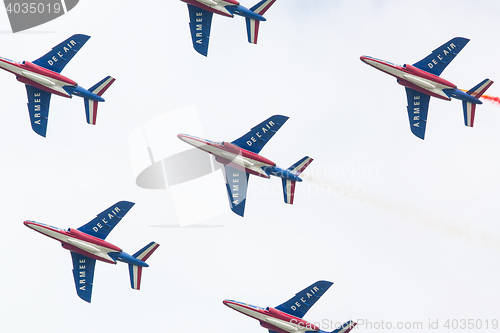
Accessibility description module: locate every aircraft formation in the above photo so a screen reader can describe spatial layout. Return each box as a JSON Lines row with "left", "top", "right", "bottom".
{"left": 4, "top": 3, "right": 497, "bottom": 333}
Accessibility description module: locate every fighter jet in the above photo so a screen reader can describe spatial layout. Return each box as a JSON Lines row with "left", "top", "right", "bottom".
{"left": 178, "top": 115, "right": 313, "bottom": 217}
{"left": 224, "top": 281, "right": 356, "bottom": 333}
{"left": 360, "top": 37, "right": 493, "bottom": 139}
{"left": 24, "top": 201, "right": 159, "bottom": 303}
{"left": 181, "top": 0, "right": 277, "bottom": 56}
{"left": 0, "top": 34, "right": 115, "bottom": 137}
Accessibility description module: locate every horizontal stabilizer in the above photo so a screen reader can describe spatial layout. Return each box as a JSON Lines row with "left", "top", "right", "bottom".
{"left": 245, "top": 0, "right": 276, "bottom": 44}
{"left": 246, "top": 18, "right": 260, "bottom": 44}
{"left": 275, "top": 280, "right": 333, "bottom": 319}
{"left": 283, "top": 156, "right": 313, "bottom": 204}
{"left": 132, "top": 242, "right": 160, "bottom": 262}
{"left": 463, "top": 79, "right": 493, "bottom": 127}
{"left": 462, "top": 102, "right": 477, "bottom": 127}
{"left": 287, "top": 156, "right": 313, "bottom": 175}
{"left": 129, "top": 242, "right": 160, "bottom": 290}
{"left": 85, "top": 76, "right": 115, "bottom": 125}
{"left": 88, "top": 76, "right": 115, "bottom": 96}
{"left": 250, "top": 0, "right": 277, "bottom": 15}
{"left": 332, "top": 321, "right": 357, "bottom": 333}
{"left": 129, "top": 264, "right": 143, "bottom": 290}
{"left": 232, "top": 115, "right": 289, "bottom": 154}
{"left": 282, "top": 179, "right": 296, "bottom": 204}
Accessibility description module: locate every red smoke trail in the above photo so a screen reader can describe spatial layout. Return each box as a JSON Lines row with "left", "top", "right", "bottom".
{"left": 481, "top": 94, "right": 500, "bottom": 105}
{"left": 459, "top": 89, "right": 500, "bottom": 105}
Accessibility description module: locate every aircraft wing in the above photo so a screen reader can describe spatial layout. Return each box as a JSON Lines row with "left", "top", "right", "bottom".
{"left": 223, "top": 165, "right": 250, "bottom": 217}
{"left": 412, "top": 37, "right": 470, "bottom": 76}
{"left": 25, "top": 85, "right": 51, "bottom": 137}
{"left": 77, "top": 201, "right": 135, "bottom": 240}
{"left": 405, "top": 87, "right": 431, "bottom": 140}
{"left": 275, "top": 280, "right": 333, "bottom": 318}
{"left": 32, "top": 34, "right": 91, "bottom": 73}
{"left": 187, "top": 4, "right": 213, "bottom": 57}
{"left": 231, "top": 115, "right": 289, "bottom": 154}
{"left": 70, "top": 251, "right": 96, "bottom": 303}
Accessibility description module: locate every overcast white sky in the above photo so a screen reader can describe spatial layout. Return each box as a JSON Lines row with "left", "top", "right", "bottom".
{"left": 1, "top": 1, "right": 499, "bottom": 332}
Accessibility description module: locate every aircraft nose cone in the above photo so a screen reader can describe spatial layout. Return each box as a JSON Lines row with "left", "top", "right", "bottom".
{"left": 23, "top": 220, "right": 34, "bottom": 229}
{"left": 360, "top": 56, "right": 369, "bottom": 64}
{"left": 177, "top": 134, "right": 192, "bottom": 143}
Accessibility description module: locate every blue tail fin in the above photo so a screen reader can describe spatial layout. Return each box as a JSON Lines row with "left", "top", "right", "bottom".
{"left": 282, "top": 156, "right": 313, "bottom": 204}
{"left": 332, "top": 321, "right": 357, "bottom": 333}
{"left": 128, "top": 242, "right": 160, "bottom": 290}
{"left": 84, "top": 76, "right": 115, "bottom": 125}
{"left": 246, "top": 0, "right": 277, "bottom": 44}
{"left": 462, "top": 78, "right": 493, "bottom": 127}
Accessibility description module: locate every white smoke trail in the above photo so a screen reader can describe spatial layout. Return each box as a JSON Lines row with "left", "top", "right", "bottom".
{"left": 303, "top": 174, "right": 500, "bottom": 250}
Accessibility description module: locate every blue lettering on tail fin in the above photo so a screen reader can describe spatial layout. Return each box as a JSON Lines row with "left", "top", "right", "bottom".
{"left": 275, "top": 280, "right": 333, "bottom": 318}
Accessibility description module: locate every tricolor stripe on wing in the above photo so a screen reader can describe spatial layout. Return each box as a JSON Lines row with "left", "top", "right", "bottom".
{"left": 133, "top": 242, "right": 160, "bottom": 262}
{"left": 84, "top": 99, "right": 98, "bottom": 125}
{"left": 89, "top": 76, "right": 115, "bottom": 96}
{"left": 463, "top": 79, "right": 493, "bottom": 127}
{"left": 129, "top": 264, "right": 143, "bottom": 290}
{"left": 290, "top": 157, "right": 313, "bottom": 174}
{"left": 463, "top": 102, "right": 476, "bottom": 127}
{"left": 467, "top": 79, "right": 493, "bottom": 98}
{"left": 282, "top": 179, "right": 296, "bottom": 204}
{"left": 250, "top": 0, "right": 276, "bottom": 15}
{"left": 129, "top": 242, "right": 159, "bottom": 290}
{"left": 333, "top": 321, "right": 357, "bottom": 333}
{"left": 246, "top": 19, "right": 260, "bottom": 44}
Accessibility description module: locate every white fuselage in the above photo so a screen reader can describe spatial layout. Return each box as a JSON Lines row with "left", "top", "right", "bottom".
{"left": 191, "top": 0, "right": 235, "bottom": 16}
{"left": 0, "top": 58, "right": 73, "bottom": 96}
{"left": 224, "top": 302, "right": 314, "bottom": 333}
{"left": 361, "top": 57, "right": 454, "bottom": 99}
{"left": 178, "top": 135, "right": 273, "bottom": 178}
{"left": 26, "top": 223, "right": 117, "bottom": 262}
